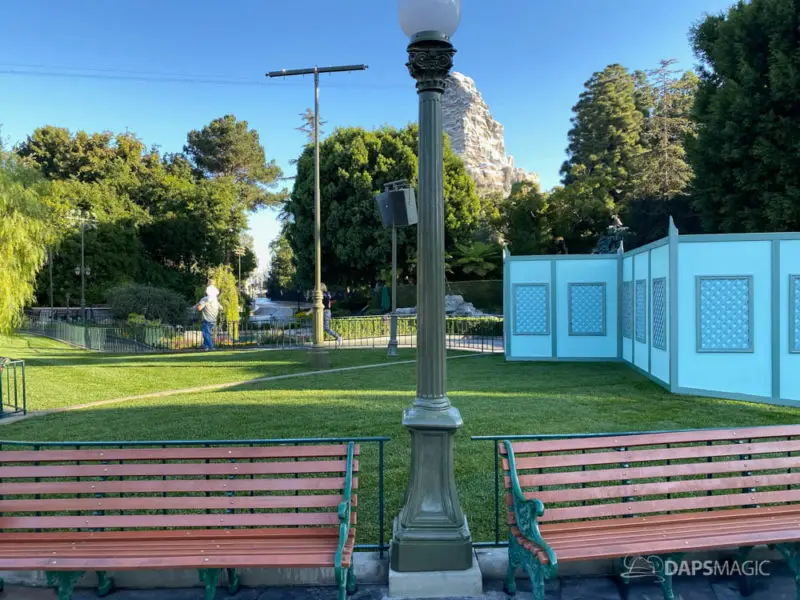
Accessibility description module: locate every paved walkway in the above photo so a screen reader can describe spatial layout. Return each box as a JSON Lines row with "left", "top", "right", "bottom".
{"left": 1, "top": 353, "right": 485, "bottom": 426}
{"left": 4, "top": 575, "right": 795, "bottom": 599}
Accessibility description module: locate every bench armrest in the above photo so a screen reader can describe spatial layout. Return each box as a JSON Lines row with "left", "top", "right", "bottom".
{"left": 335, "top": 442, "right": 356, "bottom": 571}
{"left": 503, "top": 441, "right": 558, "bottom": 574}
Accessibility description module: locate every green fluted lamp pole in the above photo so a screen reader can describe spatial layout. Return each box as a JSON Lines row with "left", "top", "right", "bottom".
{"left": 390, "top": 0, "right": 473, "bottom": 572}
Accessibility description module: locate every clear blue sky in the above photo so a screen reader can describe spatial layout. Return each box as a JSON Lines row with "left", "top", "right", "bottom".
{"left": 0, "top": 0, "right": 733, "bottom": 269}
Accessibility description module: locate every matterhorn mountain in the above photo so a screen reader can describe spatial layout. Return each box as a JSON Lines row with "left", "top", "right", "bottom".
{"left": 442, "top": 72, "right": 539, "bottom": 197}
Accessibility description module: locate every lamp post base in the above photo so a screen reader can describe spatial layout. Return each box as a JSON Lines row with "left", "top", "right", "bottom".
{"left": 387, "top": 313, "right": 399, "bottom": 357}
{"left": 390, "top": 405, "right": 473, "bottom": 572}
{"left": 308, "top": 346, "right": 331, "bottom": 370}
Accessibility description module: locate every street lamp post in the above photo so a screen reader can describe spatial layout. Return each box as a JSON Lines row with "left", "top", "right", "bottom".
{"left": 391, "top": 0, "right": 472, "bottom": 573}
{"left": 66, "top": 210, "right": 98, "bottom": 325}
{"left": 234, "top": 245, "right": 245, "bottom": 289}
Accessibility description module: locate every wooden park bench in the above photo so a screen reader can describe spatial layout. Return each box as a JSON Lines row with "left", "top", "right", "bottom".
{"left": 0, "top": 441, "right": 359, "bottom": 600}
{"left": 500, "top": 425, "right": 800, "bottom": 600}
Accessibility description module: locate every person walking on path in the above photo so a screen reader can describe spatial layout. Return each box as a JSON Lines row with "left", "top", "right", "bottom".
{"left": 197, "top": 282, "right": 221, "bottom": 351}
{"left": 321, "top": 284, "right": 343, "bottom": 347}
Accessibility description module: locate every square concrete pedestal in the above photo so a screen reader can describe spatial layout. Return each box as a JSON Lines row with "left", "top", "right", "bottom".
{"left": 388, "top": 549, "right": 484, "bottom": 598}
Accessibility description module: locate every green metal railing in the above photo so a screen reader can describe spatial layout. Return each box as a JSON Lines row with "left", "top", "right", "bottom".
{"left": 0, "top": 359, "right": 26, "bottom": 418}
{"left": 470, "top": 427, "right": 766, "bottom": 547}
{"left": 25, "top": 315, "right": 504, "bottom": 355}
{"left": 0, "top": 436, "right": 390, "bottom": 554}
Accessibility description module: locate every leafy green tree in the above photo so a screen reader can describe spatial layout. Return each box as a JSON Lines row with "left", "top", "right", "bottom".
{"left": 185, "top": 115, "right": 286, "bottom": 209}
{"left": 689, "top": 0, "right": 800, "bottom": 232}
{"left": 548, "top": 176, "right": 616, "bottom": 254}
{"left": 106, "top": 283, "right": 189, "bottom": 324}
{"left": 0, "top": 155, "right": 55, "bottom": 333}
{"left": 266, "top": 229, "right": 297, "bottom": 297}
{"left": 285, "top": 124, "right": 481, "bottom": 288}
{"left": 561, "top": 64, "right": 649, "bottom": 210}
{"left": 498, "top": 181, "right": 554, "bottom": 255}
{"left": 448, "top": 241, "right": 502, "bottom": 279}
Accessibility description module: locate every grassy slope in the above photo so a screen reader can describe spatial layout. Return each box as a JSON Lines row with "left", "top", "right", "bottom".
{"left": 4, "top": 354, "right": 798, "bottom": 545}
{"left": 0, "top": 334, "right": 421, "bottom": 410}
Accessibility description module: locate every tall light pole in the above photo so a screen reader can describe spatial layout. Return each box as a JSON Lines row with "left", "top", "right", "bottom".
{"left": 266, "top": 64, "right": 367, "bottom": 364}
{"left": 234, "top": 245, "right": 245, "bottom": 289}
{"left": 391, "top": 0, "right": 472, "bottom": 573}
{"left": 65, "top": 209, "right": 98, "bottom": 324}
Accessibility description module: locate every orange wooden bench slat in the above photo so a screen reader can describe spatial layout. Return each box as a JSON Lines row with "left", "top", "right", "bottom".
{"left": 537, "top": 515, "right": 800, "bottom": 548}
{"left": 0, "top": 444, "right": 358, "bottom": 463}
{"left": 499, "top": 425, "right": 800, "bottom": 454}
{"left": 507, "top": 487, "right": 800, "bottom": 522}
{"left": 1, "top": 511, "right": 357, "bottom": 531}
{"left": 0, "top": 459, "right": 358, "bottom": 478}
{"left": 511, "top": 455, "right": 797, "bottom": 487}
{"left": 0, "top": 527, "right": 342, "bottom": 542}
{"left": 508, "top": 438, "right": 800, "bottom": 471}
{"left": 538, "top": 529, "right": 800, "bottom": 563}
{"left": 535, "top": 504, "right": 800, "bottom": 534}
{"left": 0, "top": 476, "right": 357, "bottom": 496}
{"left": 0, "top": 494, "right": 352, "bottom": 513}
{"left": 513, "top": 472, "right": 800, "bottom": 504}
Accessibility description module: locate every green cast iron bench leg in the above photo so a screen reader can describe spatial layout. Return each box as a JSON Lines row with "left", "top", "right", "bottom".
{"left": 227, "top": 568, "right": 240, "bottom": 595}
{"left": 198, "top": 568, "right": 220, "bottom": 600}
{"left": 347, "top": 562, "right": 357, "bottom": 595}
{"left": 97, "top": 570, "right": 114, "bottom": 597}
{"left": 45, "top": 571, "right": 86, "bottom": 600}
{"left": 771, "top": 543, "right": 800, "bottom": 597}
{"left": 504, "top": 532, "right": 552, "bottom": 600}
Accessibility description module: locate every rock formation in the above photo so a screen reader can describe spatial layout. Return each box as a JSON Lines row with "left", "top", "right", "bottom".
{"left": 442, "top": 72, "right": 538, "bottom": 197}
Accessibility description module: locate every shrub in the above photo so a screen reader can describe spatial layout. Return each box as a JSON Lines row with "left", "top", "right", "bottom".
{"left": 106, "top": 284, "right": 189, "bottom": 325}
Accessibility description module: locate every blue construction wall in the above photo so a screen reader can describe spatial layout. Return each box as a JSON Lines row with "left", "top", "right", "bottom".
{"left": 620, "top": 239, "right": 671, "bottom": 386}
{"left": 781, "top": 241, "right": 800, "bottom": 402}
{"left": 675, "top": 240, "right": 772, "bottom": 399}
{"left": 505, "top": 256, "right": 617, "bottom": 360}
{"left": 504, "top": 229, "right": 800, "bottom": 406}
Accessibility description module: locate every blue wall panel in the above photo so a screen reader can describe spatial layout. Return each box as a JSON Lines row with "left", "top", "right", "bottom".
{"left": 650, "top": 244, "right": 670, "bottom": 384}
{"left": 508, "top": 260, "right": 552, "bottom": 358}
{"left": 677, "top": 241, "right": 772, "bottom": 398}
{"left": 622, "top": 257, "right": 634, "bottom": 364}
{"left": 633, "top": 252, "right": 649, "bottom": 372}
{"left": 780, "top": 241, "right": 800, "bottom": 401}
{"left": 556, "top": 259, "right": 618, "bottom": 358}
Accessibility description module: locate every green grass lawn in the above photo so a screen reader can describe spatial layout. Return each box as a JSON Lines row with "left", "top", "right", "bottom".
{"left": 0, "top": 334, "right": 422, "bottom": 410}
{"left": 3, "top": 345, "right": 798, "bottom": 547}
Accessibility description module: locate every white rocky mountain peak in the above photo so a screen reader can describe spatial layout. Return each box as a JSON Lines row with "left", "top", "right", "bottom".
{"left": 442, "top": 72, "right": 538, "bottom": 197}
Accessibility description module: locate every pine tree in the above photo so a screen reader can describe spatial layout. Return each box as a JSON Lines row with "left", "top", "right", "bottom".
{"left": 637, "top": 59, "right": 698, "bottom": 200}
{"left": 560, "top": 64, "right": 648, "bottom": 210}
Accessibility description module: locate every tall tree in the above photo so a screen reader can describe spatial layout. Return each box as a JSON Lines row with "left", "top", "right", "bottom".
{"left": 184, "top": 115, "right": 286, "bottom": 209}
{"left": 498, "top": 180, "right": 554, "bottom": 255}
{"left": 266, "top": 229, "right": 297, "bottom": 297}
{"left": 296, "top": 108, "right": 326, "bottom": 144}
{"left": 689, "top": 0, "right": 800, "bottom": 232}
{"left": 0, "top": 154, "right": 55, "bottom": 333}
{"left": 637, "top": 60, "right": 698, "bottom": 200}
{"left": 284, "top": 124, "right": 482, "bottom": 288}
{"left": 560, "top": 64, "right": 649, "bottom": 210}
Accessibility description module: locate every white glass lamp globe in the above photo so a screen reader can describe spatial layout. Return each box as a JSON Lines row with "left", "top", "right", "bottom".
{"left": 398, "top": 0, "right": 462, "bottom": 39}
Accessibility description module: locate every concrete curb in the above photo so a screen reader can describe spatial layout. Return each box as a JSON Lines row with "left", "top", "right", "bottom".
{"left": 0, "top": 546, "right": 783, "bottom": 591}
{"left": 1, "top": 352, "right": 489, "bottom": 426}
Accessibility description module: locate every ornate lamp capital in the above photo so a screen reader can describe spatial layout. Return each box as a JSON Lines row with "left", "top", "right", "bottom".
{"left": 406, "top": 33, "right": 456, "bottom": 93}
